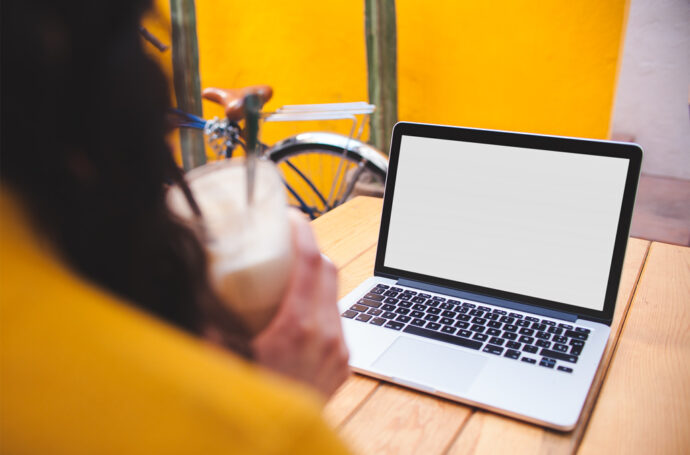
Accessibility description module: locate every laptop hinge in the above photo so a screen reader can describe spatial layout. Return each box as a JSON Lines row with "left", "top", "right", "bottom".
{"left": 397, "top": 279, "right": 578, "bottom": 322}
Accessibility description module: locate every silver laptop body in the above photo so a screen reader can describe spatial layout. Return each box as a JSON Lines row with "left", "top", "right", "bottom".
{"left": 338, "top": 122, "right": 642, "bottom": 430}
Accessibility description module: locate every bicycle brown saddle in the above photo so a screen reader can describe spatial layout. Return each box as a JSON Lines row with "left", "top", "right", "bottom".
{"left": 201, "top": 85, "right": 273, "bottom": 122}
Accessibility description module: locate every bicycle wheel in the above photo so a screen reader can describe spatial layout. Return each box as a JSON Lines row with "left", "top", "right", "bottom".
{"left": 267, "top": 132, "right": 388, "bottom": 219}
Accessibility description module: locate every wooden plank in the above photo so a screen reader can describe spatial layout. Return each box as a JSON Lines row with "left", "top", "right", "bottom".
{"left": 578, "top": 242, "right": 690, "bottom": 454}
{"left": 311, "top": 197, "right": 383, "bottom": 270}
{"left": 444, "top": 238, "right": 650, "bottom": 455}
{"left": 339, "top": 384, "right": 472, "bottom": 455}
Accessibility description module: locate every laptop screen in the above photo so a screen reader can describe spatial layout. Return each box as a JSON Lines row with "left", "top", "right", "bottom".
{"left": 382, "top": 134, "right": 631, "bottom": 312}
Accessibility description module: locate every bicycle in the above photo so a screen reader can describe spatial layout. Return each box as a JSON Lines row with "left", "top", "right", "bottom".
{"left": 170, "top": 86, "right": 389, "bottom": 220}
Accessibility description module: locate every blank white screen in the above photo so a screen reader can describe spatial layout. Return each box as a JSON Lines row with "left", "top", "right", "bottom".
{"left": 384, "top": 135, "right": 630, "bottom": 311}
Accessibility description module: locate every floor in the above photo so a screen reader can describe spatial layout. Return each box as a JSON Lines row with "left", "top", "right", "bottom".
{"left": 630, "top": 174, "right": 690, "bottom": 246}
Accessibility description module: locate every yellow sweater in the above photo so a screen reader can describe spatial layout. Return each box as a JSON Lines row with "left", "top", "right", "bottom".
{"left": 0, "top": 191, "right": 349, "bottom": 454}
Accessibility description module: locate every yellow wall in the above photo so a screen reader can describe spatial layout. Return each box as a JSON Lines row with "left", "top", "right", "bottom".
{"left": 145, "top": 0, "right": 628, "bottom": 151}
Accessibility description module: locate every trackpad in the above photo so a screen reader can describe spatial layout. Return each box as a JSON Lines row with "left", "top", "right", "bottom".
{"left": 372, "top": 336, "right": 487, "bottom": 394}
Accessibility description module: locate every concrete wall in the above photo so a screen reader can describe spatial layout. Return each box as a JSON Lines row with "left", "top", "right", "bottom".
{"left": 611, "top": 0, "right": 690, "bottom": 180}
{"left": 146, "top": 1, "right": 628, "bottom": 150}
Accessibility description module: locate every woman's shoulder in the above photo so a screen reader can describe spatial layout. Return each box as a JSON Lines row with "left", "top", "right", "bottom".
{"left": 0, "top": 190, "right": 349, "bottom": 454}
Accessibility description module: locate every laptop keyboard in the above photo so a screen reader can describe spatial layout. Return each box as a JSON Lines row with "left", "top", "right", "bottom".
{"left": 341, "top": 284, "right": 591, "bottom": 373}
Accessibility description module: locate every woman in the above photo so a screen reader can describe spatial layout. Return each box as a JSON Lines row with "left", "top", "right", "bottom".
{"left": 0, "top": 0, "right": 350, "bottom": 453}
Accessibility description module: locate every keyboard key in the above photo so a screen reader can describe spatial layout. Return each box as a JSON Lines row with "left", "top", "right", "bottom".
{"left": 501, "top": 332, "right": 518, "bottom": 340}
{"left": 506, "top": 341, "right": 522, "bottom": 350}
{"left": 360, "top": 298, "right": 382, "bottom": 308}
{"left": 395, "top": 307, "right": 410, "bottom": 315}
{"left": 455, "top": 321, "right": 470, "bottom": 329}
{"left": 351, "top": 304, "right": 368, "bottom": 312}
{"left": 478, "top": 306, "right": 491, "bottom": 312}
{"left": 439, "top": 302, "right": 454, "bottom": 310}
{"left": 536, "top": 340, "right": 551, "bottom": 348}
{"left": 539, "top": 358, "right": 555, "bottom": 368}
{"left": 419, "top": 293, "right": 431, "bottom": 298}
{"left": 492, "top": 309, "right": 507, "bottom": 315}
{"left": 456, "top": 314, "right": 471, "bottom": 321}
{"left": 384, "top": 321, "right": 404, "bottom": 330}
{"left": 504, "top": 349, "right": 520, "bottom": 359}
{"left": 395, "top": 315, "right": 411, "bottom": 323}
{"left": 518, "top": 335, "right": 535, "bottom": 344}
{"left": 558, "top": 323, "right": 574, "bottom": 329}
{"left": 541, "top": 320, "right": 556, "bottom": 326}
{"left": 487, "top": 321, "right": 502, "bottom": 329}
{"left": 412, "top": 296, "right": 426, "bottom": 304}
{"left": 424, "top": 314, "right": 439, "bottom": 322}
{"left": 441, "top": 310, "right": 457, "bottom": 318}
{"left": 426, "top": 300, "right": 440, "bottom": 308}
{"left": 484, "top": 345, "right": 504, "bottom": 355}
{"left": 367, "top": 308, "right": 383, "bottom": 316}
{"left": 509, "top": 312, "right": 523, "bottom": 319}
{"left": 427, "top": 307, "right": 442, "bottom": 315}
{"left": 535, "top": 331, "right": 551, "bottom": 340}
{"left": 553, "top": 343, "right": 568, "bottom": 353}
{"left": 486, "top": 328, "right": 501, "bottom": 336}
{"left": 525, "top": 316, "right": 539, "bottom": 322}
{"left": 485, "top": 313, "right": 499, "bottom": 321}
{"left": 471, "top": 317, "right": 487, "bottom": 325}
{"left": 426, "top": 322, "right": 442, "bottom": 330}
{"left": 440, "top": 317, "right": 454, "bottom": 325}
{"left": 403, "top": 290, "right": 416, "bottom": 295}
{"left": 521, "top": 357, "right": 536, "bottom": 364}
{"left": 473, "top": 333, "right": 488, "bottom": 342}
{"left": 489, "top": 337, "right": 505, "bottom": 346}
{"left": 375, "top": 284, "right": 389, "bottom": 289}
{"left": 398, "top": 301, "right": 413, "bottom": 308}
{"left": 523, "top": 345, "right": 539, "bottom": 354}
{"left": 552, "top": 335, "right": 567, "bottom": 344}
{"left": 398, "top": 293, "right": 412, "bottom": 301}
{"left": 382, "top": 303, "right": 396, "bottom": 311}
{"left": 532, "top": 323, "right": 547, "bottom": 331}
{"left": 575, "top": 327, "right": 591, "bottom": 334}
{"left": 570, "top": 339, "right": 585, "bottom": 347}
{"left": 571, "top": 345, "right": 583, "bottom": 356}
{"left": 403, "top": 325, "right": 483, "bottom": 350}
{"left": 540, "top": 349, "right": 578, "bottom": 363}
{"left": 516, "top": 320, "right": 531, "bottom": 327}
{"left": 457, "top": 307, "right": 470, "bottom": 314}
{"left": 448, "top": 299, "right": 462, "bottom": 306}
{"left": 370, "top": 317, "right": 386, "bottom": 326}
{"left": 356, "top": 313, "right": 372, "bottom": 322}
{"left": 383, "top": 291, "right": 398, "bottom": 298}
{"left": 364, "top": 293, "right": 384, "bottom": 301}
{"left": 457, "top": 329, "right": 472, "bottom": 338}
{"left": 547, "top": 326, "right": 563, "bottom": 335}
{"left": 470, "top": 324, "right": 486, "bottom": 333}
{"left": 441, "top": 325, "right": 456, "bottom": 334}
{"left": 341, "top": 310, "right": 357, "bottom": 319}
{"left": 469, "top": 309, "right": 484, "bottom": 317}
{"left": 557, "top": 366, "right": 573, "bottom": 373}
{"left": 410, "top": 310, "right": 424, "bottom": 318}
{"left": 391, "top": 287, "right": 403, "bottom": 292}
{"left": 382, "top": 311, "right": 396, "bottom": 319}
{"left": 519, "top": 328, "right": 535, "bottom": 336}
{"left": 432, "top": 296, "right": 446, "bottom": 301}
{"left": 411, "top": 318, "right": 425, "bottom": 327}
{"left": 412, "top": 303, "right": 427, "bottom": 311}
{"left": 499, "top": 316, "right": 515, "bottom": 324}
{"left": 462, "top": 302, "right": 476, "bottom": 308}
{"left": 503, "top": 324, "right": 517, "bottom": 332}
{"left": 566, "top": 330, "right": 589, "bottom": 340}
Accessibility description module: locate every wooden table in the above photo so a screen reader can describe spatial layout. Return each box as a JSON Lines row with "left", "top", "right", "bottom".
{"left": 311, "top": 197, "right": 690, "bottom": 455}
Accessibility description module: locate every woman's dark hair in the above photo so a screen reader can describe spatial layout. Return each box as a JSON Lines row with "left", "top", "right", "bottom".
{"left": 1, "top": 0, "right": 250, "bottom": 355}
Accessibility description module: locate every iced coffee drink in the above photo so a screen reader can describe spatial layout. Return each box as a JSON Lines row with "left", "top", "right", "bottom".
{"left": 168, "top": 159, "right": 292, "bottom": 334}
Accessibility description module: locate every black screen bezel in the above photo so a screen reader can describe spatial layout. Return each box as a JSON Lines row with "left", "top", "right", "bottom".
{"left": 374, "top": 122, "right": 642, "bottom": 324}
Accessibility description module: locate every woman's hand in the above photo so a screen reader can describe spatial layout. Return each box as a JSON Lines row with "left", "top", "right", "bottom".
{"left": 251, "top": 210, "right": 350, "bottom": 398}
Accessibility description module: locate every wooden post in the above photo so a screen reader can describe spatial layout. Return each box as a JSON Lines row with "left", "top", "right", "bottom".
{"left": 170, "top": 0, "right": 206, "bottom": 170}
{"left": 365, "top": 0, "right": 398, "bottom": 154}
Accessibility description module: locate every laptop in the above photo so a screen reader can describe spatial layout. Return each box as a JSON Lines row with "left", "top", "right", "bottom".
{"left": 337, "top": 122, "right": 642, "bottom": 430}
